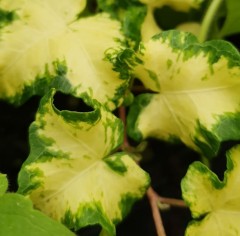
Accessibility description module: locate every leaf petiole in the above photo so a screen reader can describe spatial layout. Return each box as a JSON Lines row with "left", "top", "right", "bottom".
{"left": 199, "top": 0, "right": 224, "bottom": 42}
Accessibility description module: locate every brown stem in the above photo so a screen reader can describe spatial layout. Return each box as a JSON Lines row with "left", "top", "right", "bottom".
{"left": 118, "top": 106, "right": 187, "bottom": 236}
{"left": 147, "top": 187, "right": 166, "bottom": 236}
{"left": 158, "top": 196, "right": 187, "bottom": 208}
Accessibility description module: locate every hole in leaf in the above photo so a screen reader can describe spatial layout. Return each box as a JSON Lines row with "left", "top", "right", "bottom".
{"left": 154, "top": 6, "right": 203, "bottom": 30}
{"left": 211, "top": 140, "right": 239, "bottom": 181}
{"left": 131, "top": 78, "right": 157, "bottom": 95}
{"left": 53, "top": 92, "right": 94, "bottom": 113}
{"left": 78, "top": 0, "right": 98, "bottom": 18}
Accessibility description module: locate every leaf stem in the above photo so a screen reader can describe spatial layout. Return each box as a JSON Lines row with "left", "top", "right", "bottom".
{"left": 147, "top": 187, "right": 166, "bottom": 236}
{"left": 118, "top": 106, "right": 187, "bottom": 235}
{"left": 158, "top": 195, "right": 187, "bottom": 208}
{"left": 199, "top": 0, "right": 224, "bottom": 42}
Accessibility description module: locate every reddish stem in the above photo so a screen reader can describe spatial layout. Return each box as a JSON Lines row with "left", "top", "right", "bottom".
{"left": 147, "top": 187, "right": 167, "bottom": 236}
{"left": 118, "top": 106, "right": 188, "bottom": 236}
{"left": 158, "top": 196, "right": 186, "bottom": 208}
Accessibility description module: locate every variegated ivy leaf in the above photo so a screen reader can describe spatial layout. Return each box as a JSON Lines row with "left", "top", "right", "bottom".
{"left": 127, "top": 30, "right": 240, "bottom": 158}
{"left": 18, "top": 89, "right": 150, "bottom": 235}
{"left": 181, "top": 145, "right": 240, "bottom": 235}
{"left": 0, "top": 0, "right": 128, "bottom": 110}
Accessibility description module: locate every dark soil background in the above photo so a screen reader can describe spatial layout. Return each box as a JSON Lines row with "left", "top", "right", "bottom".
{"left": 0, "top": 34, "right": 240, "bottom": 236}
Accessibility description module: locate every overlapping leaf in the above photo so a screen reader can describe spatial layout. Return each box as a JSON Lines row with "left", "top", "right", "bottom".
{"left": 0, "top": 0, "right": 128, "bottom": 109}
{"left": 0, "top": 175, "right": 74, "bottom": 235}
{"left": 0, "top": 194, "right": 75, "bottom": 236}
{"left": 126, "top": 30, "right": 240, "bottom": 158}
{"left": 18, "top": 89, "right": 150, "bottom": 235}
{"left": 181, "top": 145, "right": 240, "bottom": 235}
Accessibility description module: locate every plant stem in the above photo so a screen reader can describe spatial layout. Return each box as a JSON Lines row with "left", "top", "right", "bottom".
{"left": 158, "top": 195, "right": 187, "bottom": 208}
{"left": 118, "top": 106, "right": 188, "bottom": 235}
{"left": 147, "top": 187, "right": 166, "bottom": 236}
{"left": 199, "top": 0, "right": 224, "bottom": 42}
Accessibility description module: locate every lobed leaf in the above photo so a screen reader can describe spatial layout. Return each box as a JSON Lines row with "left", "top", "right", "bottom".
{"left": 18, "top": 89, "right": 150, "bottom": 235}
{"left": 127, "top": 30, "right": 240, "bottom": 158}
{"left": 181, "top": 145, "right": 240, "bottom": 235}
{"left": 0, "top": 0, "right": 128, "bottom": 109}
{"left": 0, "top": 193, "right": 75, "bottom": 236}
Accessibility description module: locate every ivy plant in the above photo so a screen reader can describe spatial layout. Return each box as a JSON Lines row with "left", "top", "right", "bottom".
{"left": 1, "top": 0, "right": 240, "bottom": 235}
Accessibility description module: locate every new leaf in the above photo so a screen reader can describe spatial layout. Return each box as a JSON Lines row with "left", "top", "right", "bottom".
{"left": 127, "top": 30, "right": 240, "bottom": 158}
{"left": 181, "top": 145, "right": 240, "bottom": 235}
{"left": 18, "top": 89, "right": 150, "bottom": 235}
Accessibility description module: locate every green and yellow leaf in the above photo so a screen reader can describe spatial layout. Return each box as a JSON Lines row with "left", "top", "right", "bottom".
{"left": 18, "top": 89, "right": 150, "bottom": 235}
{"left": 97, "top": 0, "right": 147, "bottom": 46}
{"left": 181, "top": 145, "right": 240, "bottom": 236}
{"left": 0, "top": 0, "right": 128, "bottom": 109}
{"left": 127, "top": 30, "right": 240, "bottom": 158}
{"left": 0, "top": 193, "right": 74, "bottom": 236}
